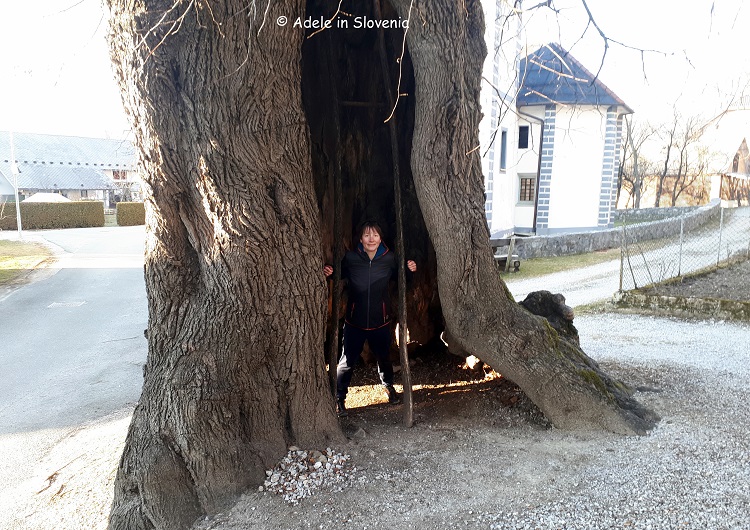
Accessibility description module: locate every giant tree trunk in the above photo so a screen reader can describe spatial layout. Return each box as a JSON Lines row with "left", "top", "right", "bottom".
{"left": 107, "top": 1, "right": 342, "bottom": 529}
{"left": 107, "top": 0, "right": 656, "bottom": 528}
{"left": 388, "top": 0, "right": 658, "bottom": 434}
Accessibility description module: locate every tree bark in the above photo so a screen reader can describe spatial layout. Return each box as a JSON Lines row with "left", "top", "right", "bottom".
{"left": 107, "top": 2, "right": 342, "bottom": 528}
{"left": 389, "top": 0, "right": 658, "bottom": 434}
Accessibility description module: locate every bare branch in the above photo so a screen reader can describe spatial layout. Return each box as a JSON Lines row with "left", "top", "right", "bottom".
{"left": 134, "top": 1, "right": 195, "bottom": 57}
{"left": 255, "top": 0, "right": 272, "bottom": 36}
{"left": 577, "top": 0, "right": 666, "bottom": 82}
{"left": 384, "top": 0, "right": 415, "bottom": 123}
{"left": 528, "top": 57, "right": 588, "bottom": 83}
{"left": 523, "top": 0, "right": 555, "bottom": 12}
{"left": 55, "top": 0, "right": 87, "bottom": 15}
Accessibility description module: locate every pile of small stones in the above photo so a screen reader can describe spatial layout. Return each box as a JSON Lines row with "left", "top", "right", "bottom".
{"left": 259, "top": 447, "right": 355, "bottom": 504}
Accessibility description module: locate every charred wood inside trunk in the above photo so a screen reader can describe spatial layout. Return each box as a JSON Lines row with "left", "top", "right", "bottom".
{"left": 302, "top": 0, "right": 443, "bottom": 349}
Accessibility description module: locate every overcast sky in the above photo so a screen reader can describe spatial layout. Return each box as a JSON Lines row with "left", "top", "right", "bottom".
{"left": 522, "top": 0, "right": 748, "bottom": 158}
{"left": 0, "top": 0, "right": 747, "bottom": 156}
{"left": 0, "top": 0, "right": 128, "bottom": 139}
{"left": 529, "top": 1, "right": 746, "bottom": 108}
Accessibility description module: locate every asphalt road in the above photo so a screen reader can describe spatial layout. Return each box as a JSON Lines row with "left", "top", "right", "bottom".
{"left": 0, "top": 226, "right": 147, "bottom": 517}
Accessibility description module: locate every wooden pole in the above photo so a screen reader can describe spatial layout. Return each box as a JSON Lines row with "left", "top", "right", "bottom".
{"left": 323, "top": 30, "right": 344, "bottom": 398}
{"left": 504, "top": 236, "right": 516, "bottom": 273}
{"left": 373, "top": 0, "right": 413, "bottom": 427}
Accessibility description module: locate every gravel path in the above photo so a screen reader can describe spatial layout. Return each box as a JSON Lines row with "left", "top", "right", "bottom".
{"left": 505, "top": 258, "right": 621, "bottom": 307}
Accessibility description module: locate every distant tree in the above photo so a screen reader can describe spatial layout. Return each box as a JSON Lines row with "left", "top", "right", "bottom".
{"left": 680, "top": 144, "right": 723, "bottom": 205}
{"left": 667, "top": 116, "right": 705, "bottom": 206}
{"left": 619, "top": 116, "right": 654, "bottom": 209}
{"left": 653, "top": 114, "right": 679, "bottom": 207}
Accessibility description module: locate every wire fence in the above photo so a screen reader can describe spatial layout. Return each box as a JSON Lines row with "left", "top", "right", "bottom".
{"left": 620, "top": 206, "right": 750, "bottom": 292}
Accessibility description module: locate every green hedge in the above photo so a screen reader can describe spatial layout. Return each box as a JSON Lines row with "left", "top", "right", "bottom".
{"left": 116, "top": 202, "right": 146, "bottom": 226}
{"left": 0, "top": 201, "right": 105, "bottom": 230}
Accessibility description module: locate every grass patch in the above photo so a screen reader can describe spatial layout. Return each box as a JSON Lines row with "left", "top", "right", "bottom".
{"left": 502, "top": 247, "right": 621, "bottom": 280}
{"left": 0, "top": 240, "right": 53, "bottom": 285}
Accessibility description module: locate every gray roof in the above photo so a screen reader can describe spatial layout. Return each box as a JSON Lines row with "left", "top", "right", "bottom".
{"left": 518, "top": 43, "right": 633, "bottom": 113}
{"left": 11, "top": 164, "right": 115, "bottom": 191}
{"left": 0, "top": 131, "right": 136, "bottom": 169}
{"left": 0, "top": 131, "right": 137, "bottom": 192}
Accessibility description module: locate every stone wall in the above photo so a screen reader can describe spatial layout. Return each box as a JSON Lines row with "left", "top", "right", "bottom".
{"left": 613, "top": 205, "right": 702, "bottom": 224}
{"left": 611, "top": 291, "right": 750, "bottom": 322}
{"left": 498, "top": 200, "right": 721, "bottom": 259}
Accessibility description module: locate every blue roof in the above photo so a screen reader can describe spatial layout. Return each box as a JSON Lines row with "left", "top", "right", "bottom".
{"left": 518, "top": 43, "right": 633, "bottom": 113}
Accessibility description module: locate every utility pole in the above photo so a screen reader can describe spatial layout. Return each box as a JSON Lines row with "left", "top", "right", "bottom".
{"left": 8, "top": 131, "right": 23, "bottom": 240}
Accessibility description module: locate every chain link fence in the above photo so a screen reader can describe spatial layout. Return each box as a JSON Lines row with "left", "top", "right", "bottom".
{"left": 620, "top": 206, "right": 750, "bottom": 292}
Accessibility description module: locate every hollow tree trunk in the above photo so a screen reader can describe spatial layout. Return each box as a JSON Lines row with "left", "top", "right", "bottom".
{"left": 390, "top": 0, "right": 658, "bottom": 434}
{"left": 107, "top": 1, "right": 342, "bottom": 528}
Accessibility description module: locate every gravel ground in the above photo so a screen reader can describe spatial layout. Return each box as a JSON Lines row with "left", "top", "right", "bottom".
{"left": 192, "top": 314, "right": 750, "bottom": 530}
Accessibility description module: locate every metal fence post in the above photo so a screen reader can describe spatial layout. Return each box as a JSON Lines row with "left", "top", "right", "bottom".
{"left": 619, "top": 220, "right": 625, "bottom": 292}
{"left": 717, "top": 206, "right": 724, "bottom": 266}
{"left": 678, "top": 214, "right": 684, "bottom": 277}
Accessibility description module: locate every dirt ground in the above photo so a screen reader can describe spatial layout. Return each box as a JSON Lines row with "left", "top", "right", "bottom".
{"left": 645, "top": 257, "right": 750, "bottom": 301}
{"left": 193, "top": 357, "right": 576, "bottom": 529}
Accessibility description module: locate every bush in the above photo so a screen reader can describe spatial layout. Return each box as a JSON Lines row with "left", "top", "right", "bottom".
{"left": 0, "top": 201, "right": 105, "bottom": 230}
{"left": 116, "top": 202, "right": 146, "bottom": 226}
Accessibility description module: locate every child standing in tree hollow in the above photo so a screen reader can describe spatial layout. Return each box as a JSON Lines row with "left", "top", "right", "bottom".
{"left": 324, "top": 220, "right": 417, "bottom": 417}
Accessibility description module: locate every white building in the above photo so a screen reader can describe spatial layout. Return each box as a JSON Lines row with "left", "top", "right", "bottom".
{"left": 479, "top": 6, "right": 631, "bottom": 237}
{"left": 479, "top": 0, "right": 523, "bottom": 238}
